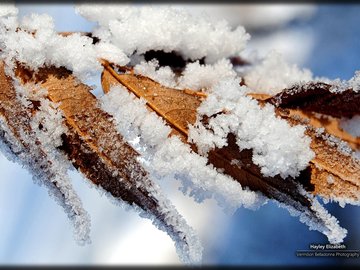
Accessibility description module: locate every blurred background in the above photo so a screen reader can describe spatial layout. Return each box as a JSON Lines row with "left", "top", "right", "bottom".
{"left": 0, "top": 2, "right": 359, "bottom": 266}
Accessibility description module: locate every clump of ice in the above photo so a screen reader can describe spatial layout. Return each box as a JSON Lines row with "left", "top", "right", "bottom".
{"left": 348, "top": 71, "right": 360, "bottom": 92}
{"left": 76, "top": 5, "right": 250, "bottom": 63}
{"left": 328, "top": 71, "right": 360, "bottom": 93}
{"left": 0, "top": 7, "right": 129, "bottom": 81}
{"left": 100, "top": 85, "right": 267, "bottom": 213}
{"left": 133, "top": 58, "right": 237, "bottom": 91}
{"left": 189, "top": 78, "right": 315, "bottom": 178}
{"left": 177, "top": 59, "right": 237, "bottom": 90}
{"left": 244, "top": 50, "right": 313, "bottom": 95}
{"left": 134, "top": 59, "right": 177, "bottom": 89}
{"left": 340, "top": 115, "right": 360, "bottom": 137}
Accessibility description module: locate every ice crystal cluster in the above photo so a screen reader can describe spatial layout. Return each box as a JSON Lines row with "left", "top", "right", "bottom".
{"left": 0, "top": 3, "right": 359, "bottom": 264}
{"left": 188, "top": 78, "right": 315, "bottom": 178}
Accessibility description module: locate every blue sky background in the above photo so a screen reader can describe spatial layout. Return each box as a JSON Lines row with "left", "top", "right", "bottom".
{"left": 0, "top": 3, "right": 359, "bottom": 266}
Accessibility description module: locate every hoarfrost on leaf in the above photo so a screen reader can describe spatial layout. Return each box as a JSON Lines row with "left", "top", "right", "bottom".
{"left": 0, "top": 2, "right": 358, "bottom": 265}
{"left": 189, "top": 78, "right": 315, "bottom": 179}
{"left": 0, "top": 78, "right": 91, "bottom": 244}
{"left": 100, "top": 86, "right": 267, "bottom": 213}
{"left": 276, "top": 190, "right": 347, "bottom": 244}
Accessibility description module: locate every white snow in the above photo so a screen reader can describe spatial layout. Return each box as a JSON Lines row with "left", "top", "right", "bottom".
{"left": 348, "top": 71, "right": 360, "bottom": 92}
{"left": 0, "top": 8, "right": 128, "bottom": 81}
{"left": 244, "top": 50, "right": 313, "bottom": 95}
{"left": 0, "top": 3, "right": 17, "bottom": 17}
{"left": 134, "top": 59, "right": 177, "bottom": 89}
{"left": 330, "top": 70, "right": 360, "bottom": 94}
{"left": 133, "top": 58, "right": 237, "bottom": 91}
{"left": 189, "top": 78, "right": 315, "bottom": 178}
{"left": 177, "top": 59, "right": 237, "bottom": 90}
{"left": 100, "top": 85, "right": 267, "bottom": 213}
{"left": 76, "top": 5, "right": 250, "bottom": 63}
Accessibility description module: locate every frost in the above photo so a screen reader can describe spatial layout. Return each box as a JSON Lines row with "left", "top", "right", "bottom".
{"left": 0, "top": 3, "right": 17, "bottom": 17}
{"left": 134, "top": 59, "right": 177, "bottom": 89}
{"left": 133, "top": 58, "right": 237, "bottom": 91}
{"left": 277, "top": 193, "right": 347, "bottom": 244}
{"left": 0, "top": 81, "right": 91, "bottom": 244}
{"left": 328, "top": 71, "right": 360, "bottom": 94}
{"left": 328, "top": 78, "right": 349, "bottom": 94}
{"left": 94, "top": 42, "right": 129, "bottom": 67}
{"left": 177, "top": 59, "right": 237, "bottom": 90}
{"left": 76, "top": 5, "right": 250, "bottom": 63}
{"left": 348, "top": 70, "right": 360, "bottom": 92}
{"left": 100, "top": 86, "right": 266, "bottom": 213}
{"left": 339, "top": 115, "right": 360, "bottom": 137}
{"left": 244, "top": 50, "right": 313, "bottom": 95}
{"left": 0, "top": 8, "right": 128, "bottom": 81}
{"left": 315, "top": 127, "right": 355, "bottom": 158}
{"left": 189, "top": 78, "right": 315, "bottom": 179}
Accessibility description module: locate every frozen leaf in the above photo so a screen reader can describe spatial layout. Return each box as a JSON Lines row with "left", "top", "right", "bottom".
{"left": 276, "top": 109, "right": 360, "bottom": 206}
{"left": 101, "top": 63, "right": 352, "bottom": 243}
{"left": 259, "top": 81, "right": 360, "bottom": 204}
{"left": 102, "top": 61, "right": 205, "bottom": 139}
{"left": 267, "top": 82, "right": 360, "bottom": 150}
{"left": 251, "top": 92, "right": 360, "bottom": 151}
{"left": 14, "top": 64, "right": 202, "bottom": 264}
{"left": 288, "top": 109, "right": 359, "bottom": 151}
{"left": 0, "top": 62, "right": 91, "bottom": 244}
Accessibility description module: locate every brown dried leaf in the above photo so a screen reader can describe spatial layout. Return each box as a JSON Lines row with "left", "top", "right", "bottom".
{"left": 12, "top": 64, "right": 199, "bottom": 261}
{"left": 0, "top": 62, "right": 90, "bottom": 241}
{"left": 267, "top": 81, "right": 360, "bottom": 150}
{"left": 101, "top": 64, "right": 322, "bottom": 210}
{"left": 251, "top": 91, "right": 360, "bottom": 151}
{"left": 102, "top": 63, "right": 360, "bottom": 209}
{"left": 269, "top": 82, "right": 360, "bottom": 118}
{"left": 102, "top": 62, "right": 204, "bottom": 139}
{"left": 256, "top": 81, "right": 360, "bottom": 203}
{"left": 286, "top": 109, "right": 360, "bottom": 151}
{"left": 278, "top": 109, "right": 360, "bottom": 204}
